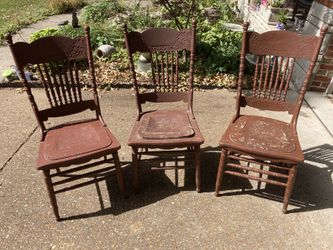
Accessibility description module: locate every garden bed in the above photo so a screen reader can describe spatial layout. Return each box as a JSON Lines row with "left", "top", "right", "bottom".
{"left": 9, "top": 0, "right": 245, "bottom": 90}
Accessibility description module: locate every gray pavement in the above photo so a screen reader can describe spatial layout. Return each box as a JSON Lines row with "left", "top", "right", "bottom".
{"left": 0, "top": 88, "right": 332, "bottom": 249}
{"left": 0, "top": 8, "right": 332, "bottom": 248}
{"left": 305, "top": 91, "right": 333, "bottom": 137}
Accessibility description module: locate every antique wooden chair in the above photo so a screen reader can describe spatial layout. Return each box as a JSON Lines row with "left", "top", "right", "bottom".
{"left": 124, "top": 21, "right": 204, "bottom": 193}
{"left": 6, "top": 26, "right": 125, "bottom": 221}
{"left": 215, "top": 23, "right": 326, "bottom": 213}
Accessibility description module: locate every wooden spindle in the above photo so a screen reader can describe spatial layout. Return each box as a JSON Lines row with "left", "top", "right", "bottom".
{"left": 171, "top": 52, "right": 174, "bottom": 91}
{"left": 74, "top": 61, "right": 82, "bottom": 101}
{"left": 166, "top": 52, "right": 169, "bottom": 91}
{"left": 37, "top": 64, "right": 53, "bottom": 107}
{"left": 150, "top": 52, "right": 157, "bottom": 92}
{"left": 267, "top": 56, "right": 277, "bottom": 99}
{"left": 155, "top": 52, "right": 161, "bottom": 91}
{"left": 68, "top": 61, "right": 78, "bottom": 102}
{"left": 56, "top": 65, "right": 68, "bottom": 105}
{"left": 161, "top": 53, "right": 165, "bottom": 92}
{"left": 253, "top": 56, "right": 260, "bottom": 97}
{"left": 176, "top": 51, "right": 179, "bottom": 91}
{"left": 263, "top": 56, "right": 271, "bottom": 98}
{"left": 282, "top": 58, "right": 295, "bottom": 101}
{"left": 277, "top": 57, "right": 290, "bottom": 101}
{"left": 43, "top": 63, "right": 62, "bottom": 106}
{"left": 62, "top": 62, "right": 73, "bottom": 103}
{"left": 258, "top": 56, "right": 266, "bottom": 98}
{"left": 272, "top": 56, "right": 283, "bottom": 100}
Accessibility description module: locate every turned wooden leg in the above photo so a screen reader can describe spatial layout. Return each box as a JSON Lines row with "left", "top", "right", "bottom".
{"left": 215, "top": 148, "right": 227, "bottom": 196}
{"left": 194, "top": 146, "right": 201, "bottom": 193}
{"left": 282, "top": 164, "right": 297, "bottom": 214}
{"left": 131, "top": 147, "right": 139, "bottom": 193}
{"left": 43, "top": 169, "right": 60, "bottom": 221}
{"left": 112, "top": 152, "right": 126, "bottom": 197}
{"left": 257, "top": 164, "right": 263, "bottom": 190}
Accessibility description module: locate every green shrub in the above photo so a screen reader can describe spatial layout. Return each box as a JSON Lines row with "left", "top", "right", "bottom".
{"left": 30, "top": 23, "right": 123, "bottom": 49}
{"left": 29, "top": 28, "right": 59, "bottom": 42}
{"left": 196, "top": 19, "right": 242, "bottom": 76}
{"left": 269, "top": 0, "right": 286, "bottom": 8}
{"left": 49, "top": 0, "right": 86, "bottom": 13}
{"left": 80, "top": 1, "right": 125, "bottom": 23}
{"left": 30, "top": 0, "right": 242, "bottom": 80}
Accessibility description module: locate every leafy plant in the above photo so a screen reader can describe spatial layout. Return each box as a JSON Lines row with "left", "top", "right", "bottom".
{"left": 2, "top": 68, "right": 16, "bottom": 80}
{"left": 30, "top": 23, "right": 123, "bottom": 49}
{"left": 29, "top": 28, "right": 59, "bottom": 42}
{"left": 197, "top": 24, "right": 242, "bottom": 75}
{"left": 153, "top": 0, "right": 197, "bottom": 30}
{"left": 276, "top": 9, "right": 289, "bottom": 24}
{"left": 127, "top": 6, "right": 159, "bottom": 30}
{"left": 29, "top": 0, "right": 243, "bottom": 87}
{"left": 49, "top": 0, "right": 86, "bottom": 13}
{"left": 80, "top": 1, "right": 125, "bottom": 23}
{"left": 269, "top": 0, "right": 286, "bottom": 8}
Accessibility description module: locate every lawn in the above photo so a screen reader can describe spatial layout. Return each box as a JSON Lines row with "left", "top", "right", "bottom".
{"left": 0, "top": 0, "right": 88, "bottom": 44}
{"left": 0, "top": 0, "right": 52, "bottom": 42}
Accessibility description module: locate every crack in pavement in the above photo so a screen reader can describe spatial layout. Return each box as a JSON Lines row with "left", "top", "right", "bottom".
{"left": 0, "top": 126, "right": 38, "bottom": 174}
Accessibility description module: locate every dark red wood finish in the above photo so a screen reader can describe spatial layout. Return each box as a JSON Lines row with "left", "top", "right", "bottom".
{"left": 6, "top": 27, "right": 125, "bottom": 221}
{"left": 124, "top": 21, "right": 204, "bottom": 193}
{"left": 215, "top": 23, "right": 327, "bottom": 213}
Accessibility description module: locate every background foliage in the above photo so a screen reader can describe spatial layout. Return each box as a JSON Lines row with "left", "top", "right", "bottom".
{"left": 0, "top": 0, "right": 87, "bottom": 44}
{"left": 29, "top": 0, "right": 243, "bottom": 87}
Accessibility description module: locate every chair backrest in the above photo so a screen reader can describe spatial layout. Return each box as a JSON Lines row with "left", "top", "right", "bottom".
{"left": 6, "top": 26, "right": 101, "bottom": 139}
{"left": 124, "top": 21, "right": 197, "bottom": 119}
{"left": 236, "top": 22, "right": 326, "bottom": 130}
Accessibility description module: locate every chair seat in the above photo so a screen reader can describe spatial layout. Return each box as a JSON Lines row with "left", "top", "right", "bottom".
{"left": 37, "top": 119, "right": 120, "bottom": 170}
{"left": 220, "top": 115, "right": 304, "bottom": 163}
{"left": 128, "top": 110, "right": 204, "bottom": 148}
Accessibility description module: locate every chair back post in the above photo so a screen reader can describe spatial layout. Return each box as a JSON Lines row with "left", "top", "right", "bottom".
{"left": 234, "top": 22, "right": 249, "bottom": 121}
{"left": 84, "top": 26, "right": 103, "bottom": 123}
{"left": 290, "top": 25, "right": 327, "bottom": 132}
{"left": 124, "top": 24, "right": 142, "bottom": 121}
{"left": 5, "top": 34, "right": 47, "bottom": 140}
{"left": 187, "top": 20, "right": 196, "bottom": 119}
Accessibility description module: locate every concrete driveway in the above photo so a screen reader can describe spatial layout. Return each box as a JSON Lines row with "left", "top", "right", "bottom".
{"left": 0, "top": 88, "right": 332, "bottom": 249}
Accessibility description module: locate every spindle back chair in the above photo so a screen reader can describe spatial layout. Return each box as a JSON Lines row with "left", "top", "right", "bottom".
{"left": 215, "top": 22, "right": 327, "bottom": 213}
{"left": 124, "top": 21, "right": 204, "bottom": 193}
{"left": 6, "top": 26, "right": 125, "bottom": 221}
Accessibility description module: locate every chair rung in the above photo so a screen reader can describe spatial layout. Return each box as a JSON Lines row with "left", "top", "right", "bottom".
{"left": 52, "top": 166, "right": 114, "bottom": 186}
{"left": 54, "top": 174, "right": 112, "bottom": 194}
{"left": 50, "top": 158, "right": 114, "bottom": 177}
{"left": 224, "top": 170, "right": 287, "bottom": 187}
{"left": 226, "top": 163, "right": 289, "bottom": 179}
{"left": 138, "top": 150, "right": 194, "bottom": 156}
{"left": 151, "top": 165, "right": 193, "bottom": 171}
{"left": 228, "top": 154, "right": 291, "bottom": 171}
{"left": 141, "top": 157, "right": 190, "bottom": 163}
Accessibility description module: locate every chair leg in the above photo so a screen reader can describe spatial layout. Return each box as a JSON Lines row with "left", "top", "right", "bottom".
{"left": 194, "top": 146, "right": 201, "bottom": 193}
{"left": 241, "top": 162, "right": 250, "bottom": 192}
{"left": 131, "top": 147, "right": 139, "bottom": 193}
{"left": 43, "top": 169, "right": 60, "bottom": 221}
{"left": 112, "top": 152, "right": 126, "bottom": 196}
{"left": 257, "top": 164, "right": 263, "bottom": 190}
{"left": 215, "top": 148, "right": 227, "bottom": 196}
{"left": 282, "top": 164, "right": 297, "bottom": 214}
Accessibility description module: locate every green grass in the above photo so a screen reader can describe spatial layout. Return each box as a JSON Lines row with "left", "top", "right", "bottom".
{"left": 0, "top": 0, "right": 53, "bottom": 42}
{"left": 0, "top": 0, "right": 89, "bottom": 44}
